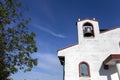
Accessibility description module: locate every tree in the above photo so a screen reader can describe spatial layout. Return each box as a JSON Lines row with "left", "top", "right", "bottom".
{"left": 0, "top": 0, "right": 37, "bottom": 79}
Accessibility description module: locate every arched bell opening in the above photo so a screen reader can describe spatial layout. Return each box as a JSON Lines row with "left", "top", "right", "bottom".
{"left": 83, "top": 22, "right": 95, "bottom": 37}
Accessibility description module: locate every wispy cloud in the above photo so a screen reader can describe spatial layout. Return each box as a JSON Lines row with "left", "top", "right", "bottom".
{"left": 39, "top": 0, "right": 55, "bottom": 22}
{"left": 33, "top": 24, "right": 66, "bottom": 38}
{"left": 36, "top": 53, "right": 61, "bottom": 71}
{"left": 12, "top": 53, "right": 62, "bottom": 80}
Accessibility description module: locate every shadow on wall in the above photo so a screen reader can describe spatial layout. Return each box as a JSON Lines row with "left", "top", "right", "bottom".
{"left": 99, "top": 64, "right": 117, "bottom": 80}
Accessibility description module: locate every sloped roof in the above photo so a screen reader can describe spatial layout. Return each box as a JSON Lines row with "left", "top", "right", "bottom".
{"left": 57, "top": 43, "right": 78, "bottom": 51}
{"left": 100, "top": 27, "right": 120, "bottom": 33}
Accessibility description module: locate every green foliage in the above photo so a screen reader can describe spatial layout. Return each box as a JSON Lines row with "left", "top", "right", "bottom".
{"left": 0, "top": 0, "right": 38, "bottom": 79}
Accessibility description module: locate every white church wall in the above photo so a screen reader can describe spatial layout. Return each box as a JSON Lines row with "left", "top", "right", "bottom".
{"left": 58, "top": 19, "right": 120, "bottom": 80}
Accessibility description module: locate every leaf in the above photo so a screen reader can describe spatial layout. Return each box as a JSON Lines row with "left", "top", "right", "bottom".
{"left": 0, "top": 0, "right": 38, "bottom": 79}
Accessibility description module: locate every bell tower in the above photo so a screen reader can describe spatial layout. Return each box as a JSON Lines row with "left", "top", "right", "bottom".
{"left": 77, "top": 18, "right": 100, "bottom": 44}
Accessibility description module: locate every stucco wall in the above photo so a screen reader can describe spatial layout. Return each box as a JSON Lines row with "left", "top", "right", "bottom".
{"left": 58, "top": 19, "right": 120, "bottom": 80}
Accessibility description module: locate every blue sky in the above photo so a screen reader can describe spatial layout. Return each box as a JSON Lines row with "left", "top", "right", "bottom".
{"left": 12, "top": 0, "right": 120, "bottom": 80}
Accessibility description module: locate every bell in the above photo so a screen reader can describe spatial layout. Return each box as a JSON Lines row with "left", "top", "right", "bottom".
{"left": 84, "top": 27, "right": 93, "bottom": 37}
{"left": 86, "top": 27, "right": 91, "bottom": 33}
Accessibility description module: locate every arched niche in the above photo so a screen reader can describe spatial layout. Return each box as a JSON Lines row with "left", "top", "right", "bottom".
{"left": 83, "top": 22, "right": 95, "bottom": 37}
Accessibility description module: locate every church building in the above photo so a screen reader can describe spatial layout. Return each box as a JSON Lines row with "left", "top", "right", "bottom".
{"left": 58, "top": 19, "right": 120, "bottom": 80}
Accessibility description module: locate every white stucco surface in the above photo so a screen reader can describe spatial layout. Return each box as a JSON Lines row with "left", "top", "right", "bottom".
{"left": 116, "top": 62, "right": 120, "bottom": 79}
{"left": 58, "top": 19, "right": 120, "bottom": 80}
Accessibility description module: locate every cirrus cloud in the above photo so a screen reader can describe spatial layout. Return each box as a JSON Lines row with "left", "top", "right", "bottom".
{"left": 32, "top": 24, "right": 66, "bottom": 38}
{"left": 12, "top": 53, "right": 63, "bottom": 80}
